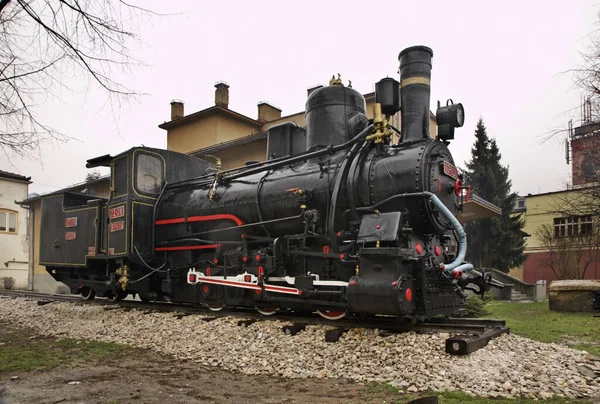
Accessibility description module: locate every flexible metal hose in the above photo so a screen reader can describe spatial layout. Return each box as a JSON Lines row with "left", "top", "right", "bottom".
{"left": 428, "top": 194, "right": 474, "bottom": 274}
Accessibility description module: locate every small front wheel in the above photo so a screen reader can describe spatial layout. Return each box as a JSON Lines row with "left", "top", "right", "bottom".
{"left": 80, "top": 287, "right": 96, "bottom": 301}
{"left": 106, "top": 290, "right": 127, "bottom": 302}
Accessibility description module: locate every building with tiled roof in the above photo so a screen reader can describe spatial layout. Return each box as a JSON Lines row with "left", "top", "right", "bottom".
{"left": 0, "top": 170, "right": 31, "bottom": 183}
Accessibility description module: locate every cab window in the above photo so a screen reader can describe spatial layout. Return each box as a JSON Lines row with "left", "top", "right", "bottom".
{"left": 136, "top": 154, "right": 163, "bottom": 194}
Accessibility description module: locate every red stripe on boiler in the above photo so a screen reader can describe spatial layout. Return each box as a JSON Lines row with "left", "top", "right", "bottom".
{"left": 155, "top": 214, "right": 243, "bottom": 226}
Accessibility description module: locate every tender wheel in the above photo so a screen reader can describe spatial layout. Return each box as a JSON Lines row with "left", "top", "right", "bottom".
{"left": 255, "top": 307, "right": 278, "bottom": 316}
{"left": 106, "top": 290, "right": 127, "bottom": 302}
{"left": 317, "top": 310, "right": 346, "bottom": 320}
{"left": 80, "top": 287, "right": 96, "bottom": 301}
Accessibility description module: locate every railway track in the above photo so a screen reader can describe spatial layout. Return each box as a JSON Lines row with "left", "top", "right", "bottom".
{"left": 0, "top": 289, "right": 508, "bottom": 355}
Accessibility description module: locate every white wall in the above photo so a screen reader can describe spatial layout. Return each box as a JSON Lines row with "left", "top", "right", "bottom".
{"left": 0, "top": 178, "right": 29, "bottom": 289}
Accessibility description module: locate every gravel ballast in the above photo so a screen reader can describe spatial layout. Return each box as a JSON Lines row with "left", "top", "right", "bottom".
{"left": 1, "top": 297, "right": 599, "bottom": 400}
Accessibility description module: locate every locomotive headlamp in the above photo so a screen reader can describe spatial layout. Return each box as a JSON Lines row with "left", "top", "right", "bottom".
{"left": 436, "top": 100, "right": 464, "bottom": 127}
{"left": 436, "top": 99, "right": 464, "bottom": 141}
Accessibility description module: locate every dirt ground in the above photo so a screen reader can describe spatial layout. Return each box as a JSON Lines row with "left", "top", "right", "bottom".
{"left": 0, "top": 322, "right": 404, "bottom": 404}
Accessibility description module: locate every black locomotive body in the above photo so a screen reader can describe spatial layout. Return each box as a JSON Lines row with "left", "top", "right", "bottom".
{"left": 40, "top": 46, "right": 496, "bottom": 321}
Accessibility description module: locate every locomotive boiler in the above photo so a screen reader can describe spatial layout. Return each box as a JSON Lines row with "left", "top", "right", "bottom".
{"left": 40, "top": 45, "right": 498, "bottom": 321}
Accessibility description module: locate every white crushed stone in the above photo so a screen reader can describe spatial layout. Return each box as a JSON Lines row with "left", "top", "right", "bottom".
{"left": 1, "top": 297, "right": 599, "bottom": 400}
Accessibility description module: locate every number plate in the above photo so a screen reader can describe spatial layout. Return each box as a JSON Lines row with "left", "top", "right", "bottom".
{"left": 65, "top": 231, "right": 77, "bottom": 240}
{"left": 443, "top": 161, "right": 458, "bottom": 180}
{"left": 109, "top": 205, "right": 125, "bottom": 219}
{"left": 65, "top": 217, "right": 78, "bottom": 228}
{"left": 110, "top": 220, "right": 124, "bottom": 232}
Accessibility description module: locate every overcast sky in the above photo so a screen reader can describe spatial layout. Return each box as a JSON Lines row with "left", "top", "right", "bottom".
{"left": 1, "top": 0, "right": 598, "bottom": 197}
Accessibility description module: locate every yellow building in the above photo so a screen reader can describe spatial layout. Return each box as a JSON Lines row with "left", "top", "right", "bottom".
{"left": 159, "top": 82, "right": 438, "bottom": 169}
{"left": 515, "top": 120, "right": 600, "bottom": 283}
{"left": 0, "top": 170, "right": 32, "bottom": 290}
{"left": 517, "top": 187, "right": 600, "bottom": 283}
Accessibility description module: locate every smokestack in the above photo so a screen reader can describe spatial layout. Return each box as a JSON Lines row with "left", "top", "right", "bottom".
{"left": 215, "top": 82, "right": 229, "bottom": 108}
{"left": 398, "top": 46, "right": 433, "bottom": 143}
{"left": 170, "top": 100, "right": 184, "bottom": 120}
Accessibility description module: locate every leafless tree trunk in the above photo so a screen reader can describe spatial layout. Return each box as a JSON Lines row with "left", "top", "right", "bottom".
{"left": 0, "top": 0, "right": 156, "bottom": 160}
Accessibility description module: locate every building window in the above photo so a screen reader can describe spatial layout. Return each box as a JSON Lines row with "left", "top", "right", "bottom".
{"left": 0, "top": 209, "right": 17, "bottom": 234}
{"left": 517, "top": 200, "right": 525, "bottom": 209}
{"left": 553, "top": 215, "right": 593, "bottom": 237}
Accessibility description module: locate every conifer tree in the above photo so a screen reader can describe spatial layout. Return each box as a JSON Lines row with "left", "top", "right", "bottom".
{"left": 463, "top": 119, "right": 526, "bottom": 272}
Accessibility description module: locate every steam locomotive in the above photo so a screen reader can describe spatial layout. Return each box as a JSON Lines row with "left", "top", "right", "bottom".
{"left": 40, "top": 46, "right": 497, "bottom": 321}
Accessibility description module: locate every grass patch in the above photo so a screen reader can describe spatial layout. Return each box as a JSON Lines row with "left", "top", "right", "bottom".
{"left": 365, "top": 381, "right": 399, "bottom": 395}
{"left": 435, "top": 391, "right": 588, "bottom": 403}
{"left": 0, "top": 323, "right": 129, "bottom": 373}
{"left": 365, "top": 382, "right": 593, "bottom": 403}
{"left": 484, "top": 300, "right": 600, "bottom": 356}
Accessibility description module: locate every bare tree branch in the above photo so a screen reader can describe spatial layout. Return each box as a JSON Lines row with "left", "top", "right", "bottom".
{"left": 0, "top": 0, "right": 159, "bottom": 160}
{"left": 540, "top": 8, "right": 600, "bottom": 143}
{"left": 533, "top": 11, "right": 600, "bottom": 280}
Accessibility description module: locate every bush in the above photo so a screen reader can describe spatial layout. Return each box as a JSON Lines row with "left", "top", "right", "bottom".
{"left": 461, "top": 292, "right": 494, "bottom": 318}
{"left": 2, "top": 277, "right": 15, "bottom": 290}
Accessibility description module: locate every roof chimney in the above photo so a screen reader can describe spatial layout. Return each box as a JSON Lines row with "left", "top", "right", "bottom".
{"left": 257, "top": 102, "right": 282, "bottom": 123}
{"left": 307, "top": 85, "right": 323, "bottom": 97}
{"left": 215, "top": 82, "right": 229, "bottom": 108}
{"left": 170, "top": 100, "right": 184, "bottom": 120}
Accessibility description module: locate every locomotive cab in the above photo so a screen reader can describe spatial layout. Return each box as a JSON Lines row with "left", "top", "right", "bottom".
{"left": 87, "top": 148, "right": 166, "bottom": 259}
{"left": 85, "top": 147, "right": 212, "bottom": 260}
